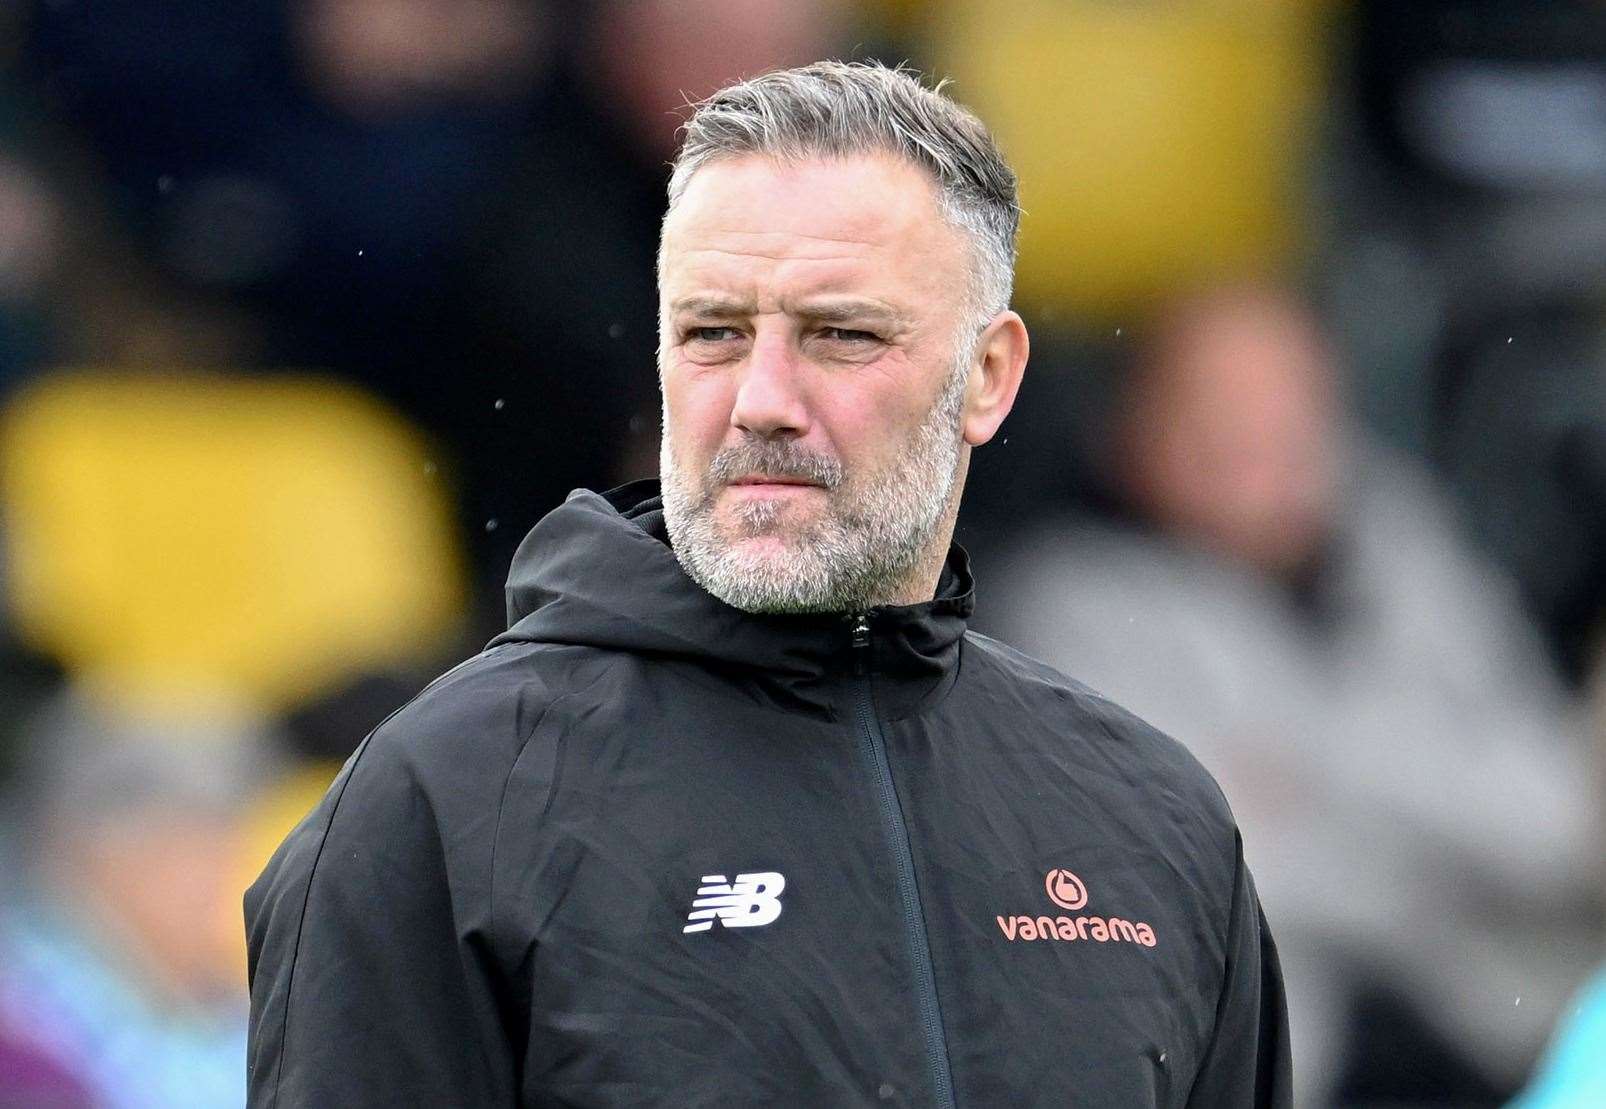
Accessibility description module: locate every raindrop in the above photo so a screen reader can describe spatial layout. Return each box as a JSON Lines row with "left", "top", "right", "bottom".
{"left": 877, "top": 1083, "right": 895, "bottom": 1100}
{"left": 608, "top": 322, "right": 625, "bottom": 340}
{"left": 1115, "top": 327, "right": 1123, "bottom": 337}
{"left": 485, "top": 518, "right": 499, "bottom": 532}
{"left": 1515, "top": 996, "right": 1522, "bottom": 1006}
{"left": 157, "top": 175, "right": 175, "bottom": 195}
{"left": 422, "top": 460, "right": 437, "bottom": 476}
{"left": 494, "top": 398, "right": 505, "bottom": 410}
{"left": 1158, "top": 1051, "right": 1167, "bottom": 1064}
{"left": 357, "top": 249, "right": 365, "bottom": 257}
{"left": 1506, "top": 336, "right": 1513, "bottom": 344}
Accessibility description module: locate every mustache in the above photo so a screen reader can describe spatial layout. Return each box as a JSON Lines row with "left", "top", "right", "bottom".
{"left": 706, "top": 440, "right": 844, "bottom": 489}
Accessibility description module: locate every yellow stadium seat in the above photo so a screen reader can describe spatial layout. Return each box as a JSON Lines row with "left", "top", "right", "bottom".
{"left": 926, "top": 0, "right": 1333, "bottom": 321}
{"left": 0, "top": 371, "right": 466, "bottom": 710}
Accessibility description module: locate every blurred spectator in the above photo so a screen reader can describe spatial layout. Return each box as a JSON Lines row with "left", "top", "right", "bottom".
{"left": 987, "top": 283, "right": 1601, "bottom": 1104}
{"left": 293, "top": 0, "right": 550, "bottom": 119}
{"left": 0, "top": 687, "right": 281, "bottom": 1109}
{"left": 579, "top": 0, "right": 852, "bottom": 163}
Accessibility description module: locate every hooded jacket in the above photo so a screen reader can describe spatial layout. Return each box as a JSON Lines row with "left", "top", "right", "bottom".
{"left": 245, "top": 481, "right": 1290, "bottom": 1108}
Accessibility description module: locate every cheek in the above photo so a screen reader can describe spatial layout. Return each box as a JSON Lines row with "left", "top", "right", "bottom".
{"left": 825, "top": 371, "right": 935, "bottom": 467}
{"left": 664, "top": 368, "right": 734, "bottom": 457}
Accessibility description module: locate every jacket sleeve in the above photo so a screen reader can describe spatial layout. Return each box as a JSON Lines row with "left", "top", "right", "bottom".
{"left": 1186, "top": 833, "right": 1293, "bottom": 1107}
{"left": 244, "top": 736, "right": 518, "bottom": 1108}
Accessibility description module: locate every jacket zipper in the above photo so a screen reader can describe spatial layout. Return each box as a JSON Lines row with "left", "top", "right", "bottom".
{"left": 850, "top": 613, "right": 958, "bottom": 1109}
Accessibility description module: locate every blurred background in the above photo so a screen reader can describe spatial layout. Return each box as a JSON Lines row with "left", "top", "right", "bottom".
{"left": 0, "top": 0, "right": 1601, "bottom": 1105}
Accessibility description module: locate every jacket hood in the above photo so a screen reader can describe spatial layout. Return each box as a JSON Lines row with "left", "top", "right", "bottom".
{"left": 491, "top": 480, "right": 973, "bottom": 718}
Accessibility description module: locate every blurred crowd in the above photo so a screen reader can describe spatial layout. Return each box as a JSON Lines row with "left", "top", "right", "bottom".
{"left": 0, "top": 1, "right": 1602, "bottom": 1106}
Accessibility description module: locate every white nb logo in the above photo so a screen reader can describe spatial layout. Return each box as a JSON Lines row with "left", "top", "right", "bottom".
{"left": 682, "top": 872, "right": 785, "bottom": 933}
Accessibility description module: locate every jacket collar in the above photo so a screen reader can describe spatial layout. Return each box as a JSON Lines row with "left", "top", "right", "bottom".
{"left": 492, "top": 480, "right": 972, "bottom": 720}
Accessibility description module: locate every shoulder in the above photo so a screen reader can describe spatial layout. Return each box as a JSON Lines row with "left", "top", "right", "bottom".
{"left": 249, "top": 642, "right": 601, "bottom": 909}
{"left": 961, "top": 630, "right": 1238, "bottom": 831}
{"left": 959, "top": 631, "right": 1247, "bottom": 928}
{"left": 345, "top": 639, "right": 608, "bottom": 796}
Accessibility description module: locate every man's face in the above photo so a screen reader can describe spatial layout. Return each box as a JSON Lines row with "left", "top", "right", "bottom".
{"left": 657, "top": 153, "right": 975, "bottom": 613}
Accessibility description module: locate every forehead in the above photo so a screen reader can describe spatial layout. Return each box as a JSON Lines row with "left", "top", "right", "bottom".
{"left": 659, "top": 153, "right": 967, "bottom": 306}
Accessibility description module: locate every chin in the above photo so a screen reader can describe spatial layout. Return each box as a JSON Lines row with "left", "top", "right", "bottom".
{"left": 720, "top": 497, "right": 816, "bottom": 538}
{"left": 724, "top": 532, "right": 802, "bottom": 564}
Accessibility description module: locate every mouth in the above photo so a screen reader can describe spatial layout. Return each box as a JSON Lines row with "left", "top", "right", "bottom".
{"left": 720, "top": 475, "right": 828, "bottom": 509}
{"left": 727, "top": 474, "right": 824, "bottom": 491}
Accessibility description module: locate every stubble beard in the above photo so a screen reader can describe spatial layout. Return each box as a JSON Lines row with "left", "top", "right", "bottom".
{"left": 660, "top": 359, "right": 970, "bottom": 614}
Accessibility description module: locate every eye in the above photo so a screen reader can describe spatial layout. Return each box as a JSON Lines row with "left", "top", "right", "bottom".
{"left": 688, "top": 326, "right": 739, "bottom": 343}
{"left": 820, "top": 327, "right": 880, "bottom": 344}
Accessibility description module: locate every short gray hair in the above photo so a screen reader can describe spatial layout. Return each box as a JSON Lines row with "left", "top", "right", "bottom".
{"left": 665, "top": 60, "right": 1020, "bottom": 330}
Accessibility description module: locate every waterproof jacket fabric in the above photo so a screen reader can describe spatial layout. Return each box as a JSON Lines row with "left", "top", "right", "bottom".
{"left": 245, "top": 481, "right": 1291, "bottom": 1108}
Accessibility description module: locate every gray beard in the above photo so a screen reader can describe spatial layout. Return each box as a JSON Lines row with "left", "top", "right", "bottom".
{"left": 660, "top": 363, "right": 968, "bottom": 614}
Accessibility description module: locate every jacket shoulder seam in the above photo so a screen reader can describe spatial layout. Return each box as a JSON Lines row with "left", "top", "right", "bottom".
{"left": 488, "top": 699, "right": 558, "bottom": 930}
{"left": 487, "top": 664, "right": 614, "bottom": 931}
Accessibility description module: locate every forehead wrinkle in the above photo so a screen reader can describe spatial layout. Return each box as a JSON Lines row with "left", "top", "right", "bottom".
{"left": 664, "top": 250, "right": 900, "bottom": 314}
{"left": 697, "top": 227, "right": 885, "bottom": 249}
{"left": 673, "top": 241, "right": 876, "bottom": 266}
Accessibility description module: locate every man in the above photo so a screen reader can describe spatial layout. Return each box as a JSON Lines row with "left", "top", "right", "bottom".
{"left": 246, "top": 61, "right": 1290, "bottom": 1107}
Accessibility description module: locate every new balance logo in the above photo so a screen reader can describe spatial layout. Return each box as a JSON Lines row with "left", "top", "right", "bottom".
{"left": 682, "top": 872, "right": 785, "bottom": 933}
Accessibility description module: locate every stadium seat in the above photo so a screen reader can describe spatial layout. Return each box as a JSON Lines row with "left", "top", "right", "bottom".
{"left": 929, "top": 0, "right": 1329, "bottom": 321}
{"left": 0, "top": 370, "right": 465, "bottom": 710}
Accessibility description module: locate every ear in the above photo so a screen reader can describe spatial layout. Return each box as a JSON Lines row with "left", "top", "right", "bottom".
{"left": 961, "top": 310, "right": 1029, "bottom": 447}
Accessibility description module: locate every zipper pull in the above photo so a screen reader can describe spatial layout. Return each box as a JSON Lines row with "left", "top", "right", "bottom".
{"left": 850, "top": 612, "right": 870, "bottom": 675}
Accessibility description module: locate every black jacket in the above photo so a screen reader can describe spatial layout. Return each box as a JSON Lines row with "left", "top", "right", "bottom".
{"left": 245, "top": 481, "right": 1290, "bottom": 1107}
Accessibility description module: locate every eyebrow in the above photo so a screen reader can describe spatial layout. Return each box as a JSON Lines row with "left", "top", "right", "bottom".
{"left": 668, "top": 295, "right": 755, "bottom": 318}
{"left": 796, "top": 300, "right": 906, "bottom": 329}
{"left": 668, "top": 295, "right": 908, "bottom": 329}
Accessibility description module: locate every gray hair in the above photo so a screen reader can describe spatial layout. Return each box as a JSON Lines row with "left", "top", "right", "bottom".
{"left": 665, "top": 60, "right": 1020, "bottom": 333}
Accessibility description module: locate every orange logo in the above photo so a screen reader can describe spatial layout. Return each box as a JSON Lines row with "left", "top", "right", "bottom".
{"left": 1044, "top": 868, "right": 1087, "bottom": 911}
{"left": 995, "top": 868, "right": 1158, "bottom": 948}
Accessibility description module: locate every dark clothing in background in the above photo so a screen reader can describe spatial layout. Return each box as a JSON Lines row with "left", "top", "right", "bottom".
{"left": 444, "top": 75, "right": 665, "bottom": 586}
{"left": 245, "top": 481, "right": 1290, "bottom": 1107}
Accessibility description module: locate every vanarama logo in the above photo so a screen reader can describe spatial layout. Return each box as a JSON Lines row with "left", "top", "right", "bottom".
{"left": 997, "top": 869, "right": 1158, "bottom": 948}
{"left": 1045, "top": 868, "right": 1087, "bottom": 910}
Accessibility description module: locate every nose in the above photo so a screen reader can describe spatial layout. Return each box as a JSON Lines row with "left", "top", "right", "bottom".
{"left": 729, "top": 334, "right": 810, "bottom": 441}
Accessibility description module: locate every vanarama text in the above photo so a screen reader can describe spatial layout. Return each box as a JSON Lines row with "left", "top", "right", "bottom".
{"left": 996, "top": 914, "right": 1157, "bottom": 947}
